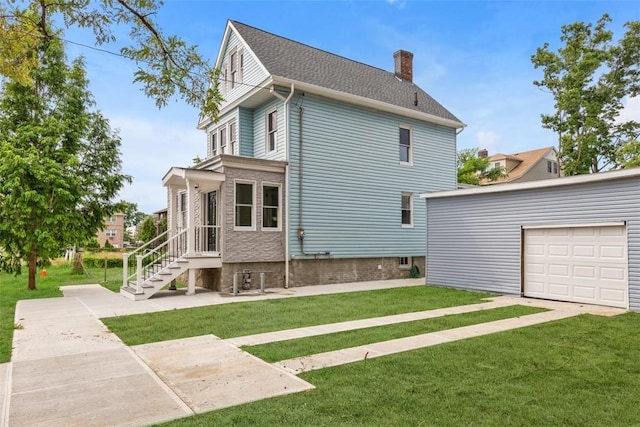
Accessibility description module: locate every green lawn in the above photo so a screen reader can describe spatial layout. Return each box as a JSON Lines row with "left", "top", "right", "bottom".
{"left": 103, "top": 286, "right": 495, "bottom": 346}
{"left": 0, "top": 263, "right": 123, "bottom": 363}
{"left": 160, "top": 312, "right": 640, "bottom": 427}
{"left": 244, "top": 305, "right": 546, "bottom": 362}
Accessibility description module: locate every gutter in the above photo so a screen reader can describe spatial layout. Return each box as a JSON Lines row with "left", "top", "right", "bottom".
{"left": 270, "top": 83, "right": 295, "bottom": 288}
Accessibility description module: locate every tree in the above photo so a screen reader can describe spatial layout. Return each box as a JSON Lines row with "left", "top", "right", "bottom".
{"left": 137, "top": 215, "right": 157, "bottom": 243}
{"left": 114, "top": 200, "right": 146, "bottom": 228}
{"left": 0, "top": 0, "right": 222, "bottom": 121}
{"left": 532, "top": 14, "right": 640, "bottom": 175}
{"left": 457, "top": 148, "right": 507, "bottom": 185}
{"left": 0, "top": 35, "right": 130, "bottom": 290}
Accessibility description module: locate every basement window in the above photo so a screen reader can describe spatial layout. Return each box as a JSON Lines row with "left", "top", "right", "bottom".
{"left": 399, "top": 256, "right": 411, "bottom": 269}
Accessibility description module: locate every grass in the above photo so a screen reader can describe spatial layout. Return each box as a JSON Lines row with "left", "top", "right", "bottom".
{"left": 159, "top": 312, "right": 640, "bottom": 426}
{"left": 0, "top": 262, "right": 123, "bottom": 363}
{"left": 103, "top": 286, "right": 495, "bottom": 346}
{"left": 244, "top": 305, "right": 546, "bottom": 362}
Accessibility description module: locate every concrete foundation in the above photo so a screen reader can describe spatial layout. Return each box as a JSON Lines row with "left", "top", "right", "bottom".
{"left": 193, "top": 257, "right": 425, "bottom": 292}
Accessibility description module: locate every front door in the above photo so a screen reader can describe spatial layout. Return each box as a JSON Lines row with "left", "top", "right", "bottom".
{"left": 205, "top": 191, "right": 217, "bottom": 251}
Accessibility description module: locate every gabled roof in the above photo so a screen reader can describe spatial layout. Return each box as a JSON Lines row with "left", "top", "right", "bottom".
{"left": 485, "top": 146, "right": 556, "bottom": 184}
{"left": 230, "top": 21, "right": 462, "bottom": 126}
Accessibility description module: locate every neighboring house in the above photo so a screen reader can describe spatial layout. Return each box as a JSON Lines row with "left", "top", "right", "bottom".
{"left": 421, "top": 167, "right": 640, "bottom": 311}
{"left": 481, "top": 146, "right": 560, "bottom": 185}
{"left": 153, "top": 208, "right": 168, "bottom": 235}
{"left": 97, "top": 213, "right": 125, "bottom": 249}
{"left": 121, "top": 20, "right": 463, "bottom": 300}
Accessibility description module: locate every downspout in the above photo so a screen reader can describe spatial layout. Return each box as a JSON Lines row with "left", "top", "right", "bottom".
{"left": 270, "top": 83, "right": 295, "bottom": 288}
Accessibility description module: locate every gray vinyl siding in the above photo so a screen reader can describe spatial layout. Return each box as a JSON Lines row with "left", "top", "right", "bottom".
{"left": 238, "top": 107, "right": 254, "bottom": 156}
{"left": 219, "top": 30, "right": 268, "bottom": 110}
{"left": 288, "top": 92, "right": 457, "bottom": 259}
{"left": 424, "top": 176, "right": 640, "bottom": 311}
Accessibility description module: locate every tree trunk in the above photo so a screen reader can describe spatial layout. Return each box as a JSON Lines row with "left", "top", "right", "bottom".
{"left": 72, "top": 252, "right": 84, "bottom": 275}
{"left": 28, "top": 249, "right": 37, "bottom": 290}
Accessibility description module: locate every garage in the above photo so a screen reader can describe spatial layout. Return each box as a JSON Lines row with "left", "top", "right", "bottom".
{"left": 523, "top": 224, "right": 628, "bottom": 308}
{"left": 421, "top": 168, "right": 640, "bottom": 311}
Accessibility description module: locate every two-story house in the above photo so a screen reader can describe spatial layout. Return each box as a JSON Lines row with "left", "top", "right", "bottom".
{"left": 480, "top": 146, "right": 560, "bottom": 185}
{"left": 121, "top": 21, "right": 463, "bottom": 300}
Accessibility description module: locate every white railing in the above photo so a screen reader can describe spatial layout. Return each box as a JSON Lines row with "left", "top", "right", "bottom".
{"left": 195, "top": 225, "right": 221, "bottom": 253}
{"left": 122, "top": 229, "right": 187, "bottom": 294}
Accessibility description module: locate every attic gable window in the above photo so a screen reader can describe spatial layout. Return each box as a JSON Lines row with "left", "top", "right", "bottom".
{"left": 266, "top": 109, "right": 277, "bottom": 153}
{"left": 230, "top": 51, "right": 237, "bottom": 89}
{"left": 399, "top": 125, "right": 412, "bottom": 164}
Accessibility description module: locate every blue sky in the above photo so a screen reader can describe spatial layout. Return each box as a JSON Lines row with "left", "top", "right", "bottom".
{"left": 63, "top": 1, "right": 639, "bottom": 214}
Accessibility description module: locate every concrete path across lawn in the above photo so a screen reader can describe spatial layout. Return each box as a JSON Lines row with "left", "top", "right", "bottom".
{"left": 3, "top": 281, "right": 626, "bottom": 427}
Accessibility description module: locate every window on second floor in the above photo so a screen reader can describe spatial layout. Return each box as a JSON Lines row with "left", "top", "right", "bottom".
{"left": 235, "top": 182, "right": 255, "bottom": 230}
{"left": 262, "top": 184, "right": 280, "bottom": 230}
{"left": 229, "top": 122, "right": 237, "bottom": 155}
{"left": 401, "top": 193, "right": 413, "bottom": 227}
{"left": 266, "top": 109, "right": 277, "bottom": 153}
{"left": 210, "top": 132, "right": 218, "bottom": 157}
{"left": 220, "top": 127, "right": 227, "bottom": 155}
{"left": 107, "top": 216, "right": 115, "bottom": 223}
{"left": 399, "top": 126, "right": 412, "bottom": 164}
{"left": 493, "top": 162, "right": 501, "bottom": 169}
{"left": 106, "top": 229, "right": 117, "bottom": 238}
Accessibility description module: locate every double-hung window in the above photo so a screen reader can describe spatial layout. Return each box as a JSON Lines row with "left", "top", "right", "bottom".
{"left": 230, "top": 52, "right": 237, "bottom": 89}
{"left": 106, "top": 229, "right": 117, "bottom": 237}
{"left": 399, "top": 126, "right": 412, "bottom": 164}
{"left": 210, "top": 132, "right": 218, "bottom": 157}
{"left": 401, "top": 193, "right": 413, "bottom": 227}
{"left": 229, "top": 122, "right": 237, "bottom": 155}
{"left": 235, "top": 182, "right": 255, "bottom": 229}
{"left": 239, "top": 51, "right": 244, "bottom": 84}
{"left": 266, "top": 110, "right": 277, "bottom": 153}
{"left": 178, "top": 192, "right": 187, "bottom": 229}
{"left": 262, "top": 185, "right": 280, "bottom": 230}
{"left": 220, "top": 127, "right": 227, "bottom": 155}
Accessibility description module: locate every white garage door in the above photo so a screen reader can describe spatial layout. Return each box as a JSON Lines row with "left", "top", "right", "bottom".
{"left": 524, "top": 224, "right": 628, "bottom": 308}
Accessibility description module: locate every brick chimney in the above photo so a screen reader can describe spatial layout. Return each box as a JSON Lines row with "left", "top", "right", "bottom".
{"left": 393, "top": 50, "right": 413, "bottom": 82}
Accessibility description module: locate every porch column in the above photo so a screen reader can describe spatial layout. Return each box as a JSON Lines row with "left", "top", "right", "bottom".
{"left": 187, "top": 267, "right": 196, "bottom": 296}
{"left": 168, "top": 185, "right": 178, "bottom": 237}
{"left": 186, "top": 179, "right": 197, "bottom": 256}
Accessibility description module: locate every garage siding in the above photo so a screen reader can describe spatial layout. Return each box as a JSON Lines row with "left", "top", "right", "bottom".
{"left": 424, "top": 175, "right": 640, "bottom": 310}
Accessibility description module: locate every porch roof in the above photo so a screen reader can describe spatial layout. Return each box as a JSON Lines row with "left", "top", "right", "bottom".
{"left": 162, "top": 167, "right": 226, "bottom": 188}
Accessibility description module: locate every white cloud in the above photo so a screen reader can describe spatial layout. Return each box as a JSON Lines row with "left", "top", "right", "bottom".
{"left": 617, "top": 96, "right": 640, "bottom": 124}
{"left": 475, "top": 131, "right": 500, "bottom": 153}
{"left": 109, "top": 113, "right": 203, "bottom": 214}
{"left": 386, "top": 0, "right": 407, "bottom": 10}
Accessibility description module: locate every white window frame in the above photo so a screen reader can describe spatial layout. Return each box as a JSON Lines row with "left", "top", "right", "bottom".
{"left": 399, "top": 256, "right": 412, "bottom": 269}
{"left": 261, "top": 182, "right": 282, "bottom": 231}
{"left": 220, "top": 127, "right": 227, "bottom": 155}
{"left": 230, "top": 50, "right": 237, "bottom": 89}
{"left": 239, "top": 50, "right": 244, "bottom": 85}
{"left": 399, "top": 125, "right": 413, "bottom": 165}
{"left": 266, "top": 109, "right": 278, "bottom": 153}
{"left": 229, "top": 121, "right": 237, "bottom": 155}
{"left": 107, "top": 216, "right": 115, "bottom": 223}
{"left": 106, "top": 229, "right": 117, "bottom": 238}
{"left": 210, "top": 132, "right": 218, "bottom": 157}
{"left": 401, "top": 192, "right": 413, "bottom": 228}
{"left": 234, "top": 180, "right": 256, "bottom": 231}
{"left": 178, "top": 192, "right": 187, "bottom": 229}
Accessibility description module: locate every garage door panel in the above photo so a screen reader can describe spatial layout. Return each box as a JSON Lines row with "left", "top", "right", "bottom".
{"left": 524, "top": 225, "right": 628, "bottom": 309}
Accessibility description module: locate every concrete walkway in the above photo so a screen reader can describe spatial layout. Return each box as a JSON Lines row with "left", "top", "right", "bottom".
{"left": 2, "top": 280, "right": 625, "bottom": 427}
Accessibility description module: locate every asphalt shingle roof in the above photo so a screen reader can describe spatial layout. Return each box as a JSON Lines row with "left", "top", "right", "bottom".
{"left": 231, "top": 21, "right": 462, "bottom": 125}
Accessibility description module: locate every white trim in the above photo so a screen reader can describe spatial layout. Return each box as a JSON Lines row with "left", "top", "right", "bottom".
{"left": 234, "top": 179, "right": 256, "bottom": 231}
{"left": 421, "top": 167, "right": 640, "bottom": 199}
{"left": 265, "top": 107, "right": 278, "bottom": 153}
{"left": 261, "top": 182, "right": 282, "bottom": 232}
{"left": 399, "top": 124, "right": 413, "bottom": 166}
{"left": 228, "top": 120, "right": 237, "bottom": 155}
{"left": 401, "top": 192, "right": 414, "bottom": 228}
{"left": 522, "top": 222, "right": 626, "bottom": 230}
{"left": 399, "top": 256, "right": 412, "bottom": 270}
{"left": 227, "top": 22, "right": 270, "bottom": 76}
